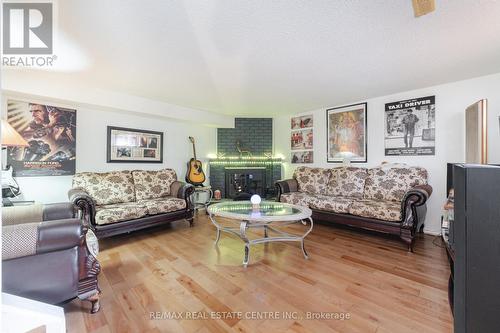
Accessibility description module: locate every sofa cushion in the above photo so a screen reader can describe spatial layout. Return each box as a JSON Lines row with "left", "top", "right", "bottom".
{"left": 132, "top": 169, "right": 178, "bottom": 200}
{"left": 72, "top": 171, "right": 136, "bottom": 205}
{"left": 95, "top": 202, "right": 148, "bottom": 225}
{"left": 293, "top": 167, "right": 331, "bottom": 195}
{"left": 348, "top": 199, "right": 402, "bottom": 222}
{"left": 279, "top": 192, "right": 316, "bottom": 207}
{"left": 364, "top": 165, "right": 428, "bottom": 202}
{"left": 327, "top": 167, "right": 368, "bottom": 198}
{"left": 310, "top": 195, "right": 353, "bottom": 214}
{"left": 138, "top": 197, "right": 186, "bottom": 215}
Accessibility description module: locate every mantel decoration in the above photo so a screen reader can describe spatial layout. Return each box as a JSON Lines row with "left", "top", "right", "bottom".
{"left": 290, "top": 114, "right": 314, "bottom": 164}
{"left": 327, "top": 103, "right": 367, "bottom": 163}
{"left": 107, "top": 126, "right": 163, "bottom": 163}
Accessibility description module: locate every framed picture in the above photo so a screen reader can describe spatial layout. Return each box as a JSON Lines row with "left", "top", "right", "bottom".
{"left": 385, "top": 96, "right": 435, "bottom": 156}
{"left": 291, "top": 151, "right": 314, "bottom": 164}
{"left": 107, "top": 126, "right": 163, "bottom": 163}
{"left": 291, "top": 128, "right": 313, "bottom": 150}
{"left": 291, "top": 114, "right": 313, "bottom": 130}
{"left": 6, "top": 99, "right": 77, "bottom": 177}
{"left": 290, "top": 114, "right": 314, "bottom": 163}
{"left": 326, "top": 103, "right": 367, "bottom": 163}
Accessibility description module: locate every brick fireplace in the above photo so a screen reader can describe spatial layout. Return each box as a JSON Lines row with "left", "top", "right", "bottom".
{"left": 209, "top": 118, "right": 282, "bottom": 199}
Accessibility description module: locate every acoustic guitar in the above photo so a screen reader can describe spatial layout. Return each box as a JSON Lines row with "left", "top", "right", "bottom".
{"left": 186, "top": 136, "right": 206, "bottom": 186}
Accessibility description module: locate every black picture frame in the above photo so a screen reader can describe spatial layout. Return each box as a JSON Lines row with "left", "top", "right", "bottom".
{"left": 107, "top": 126, "right": 164, "bottom": 163}
{"left": 326, "top": 102, "right": 368, "bottom": 163}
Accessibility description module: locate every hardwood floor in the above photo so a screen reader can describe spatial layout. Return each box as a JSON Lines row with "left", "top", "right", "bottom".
{"left": 65, "top": 214, "right": 453, "bottom": 333}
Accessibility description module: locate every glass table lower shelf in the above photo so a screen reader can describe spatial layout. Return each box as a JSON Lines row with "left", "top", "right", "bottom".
{"left": 207, "top": 201, "right": 313, "bottom": 267}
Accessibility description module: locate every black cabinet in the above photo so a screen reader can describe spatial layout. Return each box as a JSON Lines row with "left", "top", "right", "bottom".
{"left": 451, "top": 164, "right": 500, "bottom": 332}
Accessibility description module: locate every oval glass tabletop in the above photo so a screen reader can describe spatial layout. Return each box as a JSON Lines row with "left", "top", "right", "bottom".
{"left": 207, "top": 201, "right": 312, "bottom": 222}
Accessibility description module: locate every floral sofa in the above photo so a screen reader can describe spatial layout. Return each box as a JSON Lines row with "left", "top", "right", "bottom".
{"left": 276, "top": 165, "right": 432, "bottom": 250}
{"left": 68, "top": 169, "right": 194, "bottom": 238}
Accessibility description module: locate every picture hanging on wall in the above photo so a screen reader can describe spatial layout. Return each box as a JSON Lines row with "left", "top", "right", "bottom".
{"left": 384, "top": 96, "right": 435, "bottom": 156}
{"left": 327, "top": 103, "right": 367, "bottom": 163}
{"left": 291, "top": 114, "right": 313, "bottom": 130}
{"left": 6, "top": 99, "right": 77, "bottom": 177}
{"left": 291, "top": 151, "right": 314, "bottom": 164}
{"left": 290, "top": 114, "right": 313, "bottom": 163}
{"left": 107, "top": 126, "right": 163, "bottom": 163}
{"left": 291, "top": 129, "right": 313, "bottom": 150}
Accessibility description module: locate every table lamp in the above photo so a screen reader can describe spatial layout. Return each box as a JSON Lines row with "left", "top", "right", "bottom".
{"left": 2, "top": 120, "right": 29, "bottom": 148}
{"left": 338, "top": 151, "right": 355, "bottom": 166}
{"left": 1, "top": 119, "right": 29, "bottom": 205}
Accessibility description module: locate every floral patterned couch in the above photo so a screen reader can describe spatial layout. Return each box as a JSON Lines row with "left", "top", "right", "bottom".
{"left": 68, "top": 169, "right": 194, "bottom": 238}
{"left": 276, "top": 165, "right": 432, "bottom": 250}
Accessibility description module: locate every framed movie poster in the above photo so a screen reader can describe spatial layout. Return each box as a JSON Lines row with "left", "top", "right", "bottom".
{"left": 107, "top": 126, "right": 163, "bottom": 163}
{"left": 384, "top": 96, "right": 435, "bottom": 156}
{"left": 6, "top": 100, "right": 76, "bottom": 177}
{"left": 290, "top": 114, "right": 314, "bottom": 163}
{"left": 327, "top": 103, "right": 367, "bottom": 163}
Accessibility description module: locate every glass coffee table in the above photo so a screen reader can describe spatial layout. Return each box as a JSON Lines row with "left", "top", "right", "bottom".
{"left": 207, "top": 201, "right": 313, "bottom": 266}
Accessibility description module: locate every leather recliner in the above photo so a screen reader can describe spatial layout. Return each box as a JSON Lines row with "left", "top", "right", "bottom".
{"left": 2, "top": 202, "right": 101, "bottom": 313}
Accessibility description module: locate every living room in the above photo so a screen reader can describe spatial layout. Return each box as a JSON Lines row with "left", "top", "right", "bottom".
{"left": 1, "top": 1, "right": 500, "bottom": 332}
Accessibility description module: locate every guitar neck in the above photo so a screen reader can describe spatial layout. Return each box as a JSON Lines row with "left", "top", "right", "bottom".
{"left": 192, "top": 141, "right": 197, "bottom": 161}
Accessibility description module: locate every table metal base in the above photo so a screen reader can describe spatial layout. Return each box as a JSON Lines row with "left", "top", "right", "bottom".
{"left": 194, "top": 187, "right": 213, "bottom": 214}
{"left": 209, "top": 215, "right": 314, "bottom": 267}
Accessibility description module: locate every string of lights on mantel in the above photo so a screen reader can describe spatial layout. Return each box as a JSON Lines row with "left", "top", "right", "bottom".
{"left": 208, "top": 156, "right": 284, "bottom": 166}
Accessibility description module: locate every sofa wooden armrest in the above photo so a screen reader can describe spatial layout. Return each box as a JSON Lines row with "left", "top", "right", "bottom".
{"left": 68, "top": 188, "right": 96, "bottom": 227}
{"left": 170, "top": 181, "right": 195, "bottom": 210}
{"left": 275, "top": 179, "right": 299, "bottom": 200}
{"left": 400, "top": 184, "right": 433, "bottom": 249}
{"left": 403, "top": 184, "right": 433, "bottom": 207}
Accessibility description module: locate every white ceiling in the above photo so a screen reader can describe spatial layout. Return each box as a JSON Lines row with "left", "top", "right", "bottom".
{"left": 7, "top": 0, "right": 500, "bottom": 116}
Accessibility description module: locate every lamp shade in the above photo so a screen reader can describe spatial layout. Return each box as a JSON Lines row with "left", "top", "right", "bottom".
{"left": 1, "top": 119, "right": 29, "bottom": 147}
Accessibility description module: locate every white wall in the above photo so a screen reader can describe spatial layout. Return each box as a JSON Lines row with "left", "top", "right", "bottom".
{"left": 2, "top": 95, "right": 217, "bottom": 204}
{"left": 275, "top": 73, "right": 500, "bottom": 235}
{"left": 2, "top": 70, "right": 234, "bottom": 128}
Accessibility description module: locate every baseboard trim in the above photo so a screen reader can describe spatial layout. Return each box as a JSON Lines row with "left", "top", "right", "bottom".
{"left": 423, "top": 229, "right": 441, "bottom": 236}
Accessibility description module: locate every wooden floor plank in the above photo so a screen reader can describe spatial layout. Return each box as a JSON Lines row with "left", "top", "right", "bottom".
{"left": 64, "top": 215, "right": 453, "bottom": 332}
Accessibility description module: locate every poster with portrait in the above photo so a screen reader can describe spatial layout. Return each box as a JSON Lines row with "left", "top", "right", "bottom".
{"left": 6, "top": 100, "right": 76, "bottom": 177}
{"left": 107, "top": 126, "right": 163, "bottom": 163}
{"left": 327, "top": 103, "right": 367, "bottom": 163}
{"left": 290, "top": 114, "right": 313, "bottom": 163}
{"left": 385, "top": 96, "right": 435, "bottom": 156}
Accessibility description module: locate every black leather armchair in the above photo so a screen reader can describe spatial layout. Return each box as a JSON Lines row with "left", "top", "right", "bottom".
{"left": 2, "top": 203, "right": 101, "bottom": 313}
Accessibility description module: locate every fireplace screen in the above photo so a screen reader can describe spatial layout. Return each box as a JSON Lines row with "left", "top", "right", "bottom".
{"left": 225, "top": 168, "right": 266, "bottom": 199}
